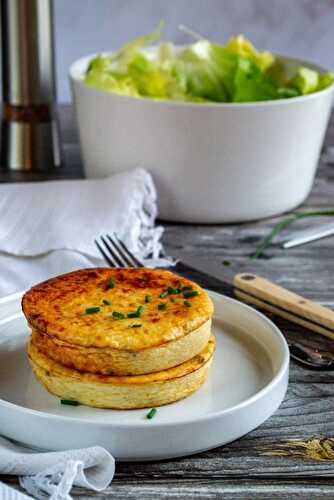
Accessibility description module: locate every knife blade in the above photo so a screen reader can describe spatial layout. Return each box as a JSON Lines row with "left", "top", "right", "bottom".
{"left": 282, "top": 221, "right": 334, "bottom": 249}
{"left": 173, "top": 260, "right": 334, "bottom": 369}
{"left": 174, "top": 260, "right": 334, "bottom": 340}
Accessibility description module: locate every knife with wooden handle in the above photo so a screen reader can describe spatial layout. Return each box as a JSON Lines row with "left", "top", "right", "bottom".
{"left": 173, "top": 261, "right": 334, "bottom": 342}
{"left": 233, "top": 273, "right": 334, "bottom": 340}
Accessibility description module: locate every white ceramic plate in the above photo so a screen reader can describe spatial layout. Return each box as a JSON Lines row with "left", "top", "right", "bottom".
{"left": 0, "top": 290, "right": 289, "bottom": 461}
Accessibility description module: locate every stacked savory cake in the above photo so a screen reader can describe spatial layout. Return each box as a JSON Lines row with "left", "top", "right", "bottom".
{"left": 23, "top": 268, "right": 215, "bottom": 409}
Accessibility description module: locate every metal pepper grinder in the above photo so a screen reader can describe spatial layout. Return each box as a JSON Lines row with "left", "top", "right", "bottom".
{"left": 1, "top": 0, "right": 61, "bottom": 170}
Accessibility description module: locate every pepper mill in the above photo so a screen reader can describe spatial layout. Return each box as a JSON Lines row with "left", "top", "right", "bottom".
{"left": 1, "top": 0, "right": 61, "bottom": 170}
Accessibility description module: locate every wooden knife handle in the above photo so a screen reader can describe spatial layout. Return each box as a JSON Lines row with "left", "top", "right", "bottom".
{"left": 233, "top": 273, "right": 334, "bottom": 340}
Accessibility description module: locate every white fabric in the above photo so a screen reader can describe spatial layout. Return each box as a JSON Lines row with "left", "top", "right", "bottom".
{"left": 0, "top": 167, "right": 170, "bottom": 297}
{"left": 0, "top": 167, "right": 168, "bottom": 498}
{"left": 0, "top": 436, "right": 115, "bottom": 499}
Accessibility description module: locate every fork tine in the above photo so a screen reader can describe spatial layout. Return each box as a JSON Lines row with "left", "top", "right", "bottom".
{"left": 111, "top": 233, "right": 144, "bottom": 267}
{"left": 95, "top": 239, "right": 116, "bottom": 267}
{"left": 105, "top": 235, "right": 134, "bottom": 267}
{"left": 100, "top": 235, "right": 126, "bottom": 267}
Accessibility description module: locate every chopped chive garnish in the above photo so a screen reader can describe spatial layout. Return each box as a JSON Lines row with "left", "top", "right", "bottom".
{"left": 146, "top": 408, "right": 157, "bottom": 419}
{"left": 61, "top": 399, "right": 80, "bottom": 406}
{"left": 158, "top": 303, "right": 167, "bottom": 310}
{"left": 170, "top": 297, "right": 175, "bottom": 303}
{"left": 183, "top": 290, "right": 199, "bottom": 298}
{"left": 108, "top": 278, "right": 115, "bottom": 289}
{"left": 102, "top": 299, "right": 111, "bottom": 306}
{"left": 137, "top": 305, "right": 144, "bottom": 315}
{"left": 131, "top": 324, "right": 142, "bottom": 328}
{"left": 128, "top": 305, "right": 144, "bottom": 318}
{"left": 112, "top": 311, "right": 125, "bottom": 319}
{"left": 85, "top": 306, "right": 100, "bottom": 314}
{"left": 159, "top": 290, "right": 168, "bottom": 298}
{"left": 167, "top": 286, "right": 178, "bottom": 295}
{"left": 144, "top": 295, "right": 151, "bottom": 303}
{"left": 184, "top": 300, "right": 192, "bottom": 307}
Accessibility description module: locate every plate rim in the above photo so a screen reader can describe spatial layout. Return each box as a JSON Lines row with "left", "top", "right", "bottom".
{"left": 0, "top": 289, "right": 289, "bottom": 429}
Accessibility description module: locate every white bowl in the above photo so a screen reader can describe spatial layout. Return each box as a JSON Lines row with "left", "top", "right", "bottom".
{"left": 70, "top": 53, "right": 334, "bottom": 223}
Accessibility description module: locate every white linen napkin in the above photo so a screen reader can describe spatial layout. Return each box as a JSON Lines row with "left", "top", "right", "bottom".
{"left": 0, "top": 436, "right": 115, "bottom": 499}
{"left": 0, "top": 167, "right": 170, "bottom": 498}
{"left": 0, "top": 167, "right": 171, "bottom": 296}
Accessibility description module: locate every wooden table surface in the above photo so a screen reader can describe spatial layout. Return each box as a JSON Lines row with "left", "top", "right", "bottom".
{"left": 1, "top": 105, "right": 334, "bottom": 499}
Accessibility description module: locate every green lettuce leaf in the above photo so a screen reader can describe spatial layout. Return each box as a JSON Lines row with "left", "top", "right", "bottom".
{"left": 84, "top": 27, "right": 334, "bottom": 103}
{"left": 175, "top": 41, "right": 228, "bottom": 101}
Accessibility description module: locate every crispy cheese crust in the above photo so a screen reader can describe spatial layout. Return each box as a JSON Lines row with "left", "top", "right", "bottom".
{"left": 28, "top": 335, "right": 215, "bottom": 409}
{"left": 22, "top": 268, "right": 213, "bottom": 351}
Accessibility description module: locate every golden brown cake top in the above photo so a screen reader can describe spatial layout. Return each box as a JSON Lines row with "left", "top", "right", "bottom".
{"left": 22, "top": 268, "right": 214, "bottom": 350}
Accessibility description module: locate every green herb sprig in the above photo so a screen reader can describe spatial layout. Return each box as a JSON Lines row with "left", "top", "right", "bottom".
{"left": 61, "top": 399, "right": 80, "bottom": 406}
{"left": 183, "top": 290, "right": 199, "bottom": 298}
{"left": 146, "top": 408, "right": 157, "bottom": 419}
{"left": 108, "top": 278, "right": 115, "bottom": 289}
{"left": 252, "top": 209, "right": 334, "bottom": 259}
{"left": 112, "top": 311, "right": 125, "bottom": 319}
{"left": 85, "top": 307, "right": 100, "bottom": 314}
{"left": 128, "top": 305, "right": 144, "bottom": 318}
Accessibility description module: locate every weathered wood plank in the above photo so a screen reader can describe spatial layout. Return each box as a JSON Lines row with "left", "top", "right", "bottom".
{"left": 51, "top": 480, "right": 334, "bottom": 499}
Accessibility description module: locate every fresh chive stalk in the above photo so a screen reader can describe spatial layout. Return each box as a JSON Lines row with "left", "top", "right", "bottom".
{"left": 108, "top": 278, "right": 115, "bottom": 289}
{"left": 144, "top": 295, "right": 151, "bottom": 303}
{"left": 137, "top": 305, "right": 144, "bottom": 315}
{"left": 112, "top": 311, "right": 125, "bottom": 319}
{"left": 146, "top": 408, "right": 157, "bottom": 419}
{"left": 131, "top": 324, "right": 142, "bottom": 328}
{"left": 158, "top": 303, "right": 167, "bottom": 310}
{"left": 183, "top": 290, "right": 199, "bottom": 298}
{"left": 159, "top": 291, "right": 168, "bottom": 298}
{"left": 251, "top": 209, "right": 334, "bottom": 259}
{"left": 102, "top": 299, "right": 111, "bottom": 306}
{"left": 61, "top": 399, "right": 80, "bottom": 406}
{"left": 85, "top": 306, "right": 100, "bottom": 314}
{"left": 184, "top": 300, "right": 192, "bottom": 307}
{"left": 128, "top": 305, "right": 144, "bottom": 318}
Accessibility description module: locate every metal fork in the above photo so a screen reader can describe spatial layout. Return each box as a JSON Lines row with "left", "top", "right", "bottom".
{"left": 95, "top": 233, "right": 144, "bottom": 268}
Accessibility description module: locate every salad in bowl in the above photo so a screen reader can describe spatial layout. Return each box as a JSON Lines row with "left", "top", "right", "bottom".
{"left": 84, "top": 25, "right": 333, "bottom": 103}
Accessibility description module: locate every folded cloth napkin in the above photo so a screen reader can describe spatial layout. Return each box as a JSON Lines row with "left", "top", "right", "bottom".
{"left": 0, "top": 167, "right": 169, "bottom": 498}
{"left": 0, "top": 436, "right": 115, "bottom": 499}
{"left": 0, "top": 167, "right": 171, "bottom": 296}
